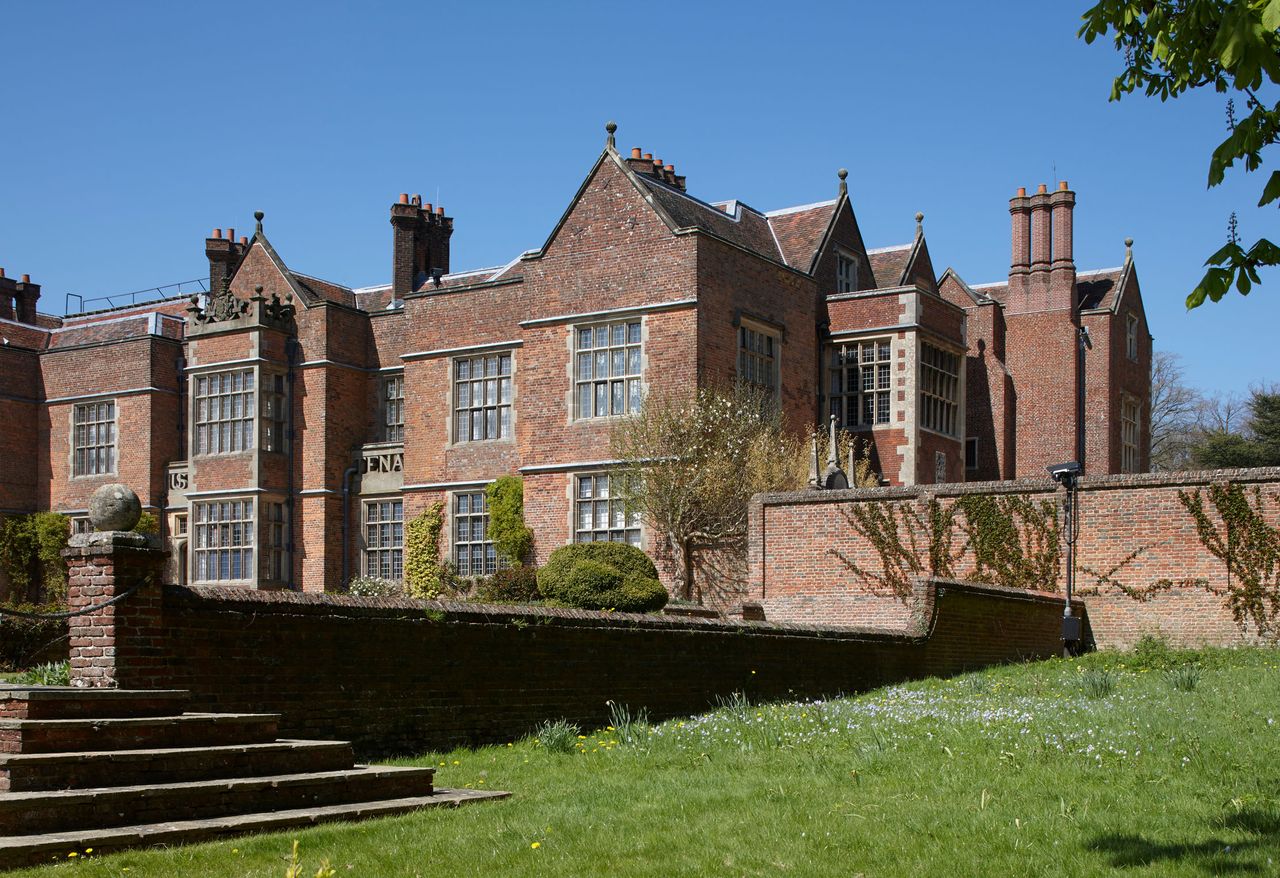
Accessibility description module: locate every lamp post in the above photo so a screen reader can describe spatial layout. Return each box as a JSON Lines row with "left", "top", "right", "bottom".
{"left": 1048, "top": 461, "right": 1082, "bottom": 657}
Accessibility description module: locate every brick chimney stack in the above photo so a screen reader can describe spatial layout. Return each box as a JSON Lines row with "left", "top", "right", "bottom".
{"left": 206, "top": 227, "right": 249, "bottom": 293}
{"left": 1048, "top": 181, "right": 1076, "bottom": 300}
{"left": 391, "top": 194, "right": 453, "bottom": 297}
{"left": 0, "top": 270, "right": 41, "bottom": 324}
{"left": 621, "top": 148, "right": 686, "bottom": 191}
{"left": 1029, "top": 183, "right": 1052, "bottom": 275}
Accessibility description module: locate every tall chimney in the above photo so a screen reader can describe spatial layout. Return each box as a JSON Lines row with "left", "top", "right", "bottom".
{"left": 13, "top": 274, "right": 40, "bottom": 324}
{"left": 0, "top": 270, "right": 14, "bottom": 321}
{"left": 1050, "top": 181, "right": 1075, "bottom": 270}
{"left": 1029, "top": 183, "right": 1051, "bottom": 274}
{"left": 206, "top": 232, "right": 237, "bottom": 293}
{"left": 1008, "top": 187, "right": 1031, "bottom": 285}
{"left": 390, "top": 196, "right": 453, "bottom": 297}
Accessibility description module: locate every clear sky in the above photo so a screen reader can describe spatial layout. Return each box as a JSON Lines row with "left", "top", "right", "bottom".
{"left": 1, "top": 1, "right": 1274, "bottom": 400}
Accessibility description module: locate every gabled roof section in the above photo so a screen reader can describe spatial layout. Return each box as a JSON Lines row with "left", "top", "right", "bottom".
{"left": 937, "top": 267, "right": 994, "bottom": 306}
{"left": 1076, "top": 266, "right": 1126, "bottom": 311}
{"left": 634, "top": 174, "right": 783, "bottom": 262}
{"left": 291, "top": 271, "right": 355, "bottom": 308}
{"left": 866, "top": 244, "right": 913, "bottom": 289}
{"left": 765, "top": 200, "right": 838, "bottom": 271}
{"left": 903, "top": 230, "right": 939, "bottom": 294}
{"left": 227, "top": 217, "right": 314, "bottom": 307}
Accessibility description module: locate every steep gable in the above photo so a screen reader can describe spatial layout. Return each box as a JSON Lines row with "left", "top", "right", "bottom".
{"left": 766, "top": 200, "right": 836, "bottom": 270}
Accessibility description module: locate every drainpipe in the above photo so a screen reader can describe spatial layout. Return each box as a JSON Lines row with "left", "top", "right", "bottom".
{"left": 340, "top": 462, "right": 359, "bottom": 589}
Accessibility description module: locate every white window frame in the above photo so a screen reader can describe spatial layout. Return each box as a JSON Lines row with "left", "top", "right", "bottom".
{"left": 363, "top": 498, "right": 404, "bottom": 581}
{"left": 193, "top": 369, "right": 255, "bottom": 456}
{"left": 574, "top": 321, "right": 642, "bottom": 420}
{"left": 920, "top": 342, "right": 961, "bottom": 437}
{"left": 737, "top": 320, "right": 780, "bottom": 396}
{"left": 453, "top": 352, "right": 513, "bottom": 443}
{"left": 72, "top": 400, "right": 117, "bottom": 477}
{"left": 191, "top": 498, "right": 255, "bottom": 584}
{"left": 1121, "top": 394, "right": 1140, "bottom": 473}
{"left": 573, "top": 472, "right": 641, "bottom": 546}
{"left": 830, "top": 339, "right": 893, "bottom": 428}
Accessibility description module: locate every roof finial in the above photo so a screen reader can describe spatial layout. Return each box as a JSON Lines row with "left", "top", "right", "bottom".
{"left": 254, "top": 210, "right": 265, "bottom": 234}
{"left": 837, "top": 168, "right": 848, "bottom": 197}
{"left": 1124, "top": 237, "right": 1134, "bottom": 262}
{"left": 915, "top": 211, "right": 924, "bottom": 230}
{"left": 605, "top": 120, "right": 617, "bottom": 150}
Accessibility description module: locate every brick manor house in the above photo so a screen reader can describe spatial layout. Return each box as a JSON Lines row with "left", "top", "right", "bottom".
{"left": 0, "top": 123, "right": 1151, "bottom": 599}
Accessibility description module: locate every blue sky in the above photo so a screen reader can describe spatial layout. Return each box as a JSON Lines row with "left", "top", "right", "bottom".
{"left": 1, "top": 1, "right": 1274, "bottom": 399}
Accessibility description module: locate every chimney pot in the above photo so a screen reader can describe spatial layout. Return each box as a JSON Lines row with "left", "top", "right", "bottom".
{"left": 21, "top": 274, "right": 30, "bottom": 284}
{"left": 664, "top": 164, "right": 674, "bottom": 172}
{"left": 643, "top": 153, "right": 652, "bottom": 160}
{"left": 653, "top": 158, "right": 663, "bottom": 167}
{"left": 413, "top": 193, "right": 421, "bottom": 204}
{"left": 1037, "top": 183, "right": 1047, "bottom": 194}
{"left": 213, "top": 228, "right": 223, "bottom": 239}
{"left": 398, "top": 193, "right": 410, "bottom": 204}
{"left": 1059, "top": 180, "right": 1069, "bottom": 191}
{"left": 424, "top": 203, "right": 433, "bottom": 214}
{"left": 436, "top": 206, "right": 444, "bottom": 216}
{"left": 0, "top": 268, "right": 5, "bottom": 278}
{"left": 227, "top": 228, "right": 234, "bottom": 241}
{"left": 631, "top": 147, "right": 642, "bottom": 159}
{"left": 240, "top": 236, "right": 248, "bottom": 245}
{"left": 1017, "top": 187, "right": 1026, "bottom": 197}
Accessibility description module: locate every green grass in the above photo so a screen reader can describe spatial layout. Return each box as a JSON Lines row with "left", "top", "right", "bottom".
{"left": 12, "top": 647, "right": 1280, "bottom": 877}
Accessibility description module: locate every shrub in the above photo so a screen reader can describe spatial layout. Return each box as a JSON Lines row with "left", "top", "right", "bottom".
{"left": 1081, "top": 667, "right": 1116, "bottom": 699}
{"left": 486, "top": 476, "right": 533, "bottom": 566}
{"left": 473, "top": 565, "right": 541, "bottom": 604}
{"left": 0, "top": 512, "right": 70, "bottom": 604}
{"left": 532, "top": 719, "right": 580, "bottom": 754}
{"left": 133, "top": 511, "right": 160, "bottom": 535}
{"left": 0, "top": 606, "right": 67, "bottom": 672}
{"left": 1167, "top": 664, "right": 1202, "bottom": 692}
{"left": 537, "top": 543, "right": 667, "bottom": 612}
{"left": 16, "top": 660, "right": 70, "bottom": 687}
{"left": 347, "top": 576, "right": 403, "bottom": 598}
{"left": 404, "top": 502, "right": 447, "bottom": 599}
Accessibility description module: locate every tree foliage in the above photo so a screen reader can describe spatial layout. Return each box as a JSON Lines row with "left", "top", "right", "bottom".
{"left": 485, "top": 475, "right": 533, "bottom": 566}
{"left": 0, "top": 512, "right": 70, "bottom": 604}
{"left": 1192, "top": 387, "right": 1280, "bottom": 467}
{"left": 1080, "top": 0, "right": 1280, "bottom": 307}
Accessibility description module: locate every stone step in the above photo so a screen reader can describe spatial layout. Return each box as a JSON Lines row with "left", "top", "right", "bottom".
{"left": 0, "top": 788, "right": 509, "bottom": 871}
{"left": 0, "top": 765, "right": 437, "bottom": 834}
{"left": 0, "top": 739, "right": 355, "bottom": 792}
{"left": 0, "top": 713, "right": 280, "bottom": 755}
{"left": 0, "top": 686, "right": 190, "bottom": 721}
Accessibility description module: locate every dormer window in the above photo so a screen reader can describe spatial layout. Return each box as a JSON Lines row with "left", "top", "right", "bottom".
{"left": 836, "top": 252, "right": 859, "bottom": 293}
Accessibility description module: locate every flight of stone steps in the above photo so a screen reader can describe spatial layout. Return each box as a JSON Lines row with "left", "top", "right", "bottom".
{"left": 0, "top": 684, "right": 507, "bottom": 870}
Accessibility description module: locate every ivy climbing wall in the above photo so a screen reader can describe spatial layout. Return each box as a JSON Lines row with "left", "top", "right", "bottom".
{"left": 748, "top": 467, "right": 1280, "bottom": 649}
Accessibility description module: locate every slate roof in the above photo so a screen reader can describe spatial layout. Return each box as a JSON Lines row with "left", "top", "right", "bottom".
{"left": 291, "top": 272, "right": 355, "bottom": 308}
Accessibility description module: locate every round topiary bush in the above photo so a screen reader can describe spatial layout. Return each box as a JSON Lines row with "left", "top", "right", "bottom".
{"left": 537, "top": 543, "right": 668, "bottom": 612}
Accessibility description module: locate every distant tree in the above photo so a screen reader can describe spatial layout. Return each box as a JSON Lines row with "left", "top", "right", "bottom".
{"left": 1197, "top": 389, "right": 1251, "bottom": 434}
{"left": 610, "top": 384, "right": 803, "bottom": 602}
{"left": 1080, "top": 1, "right": 1280, "bottom": 307}
{"left": 1193, "top": 430, "right": 1264, "bottom": 468}
{"left": 1250, "top": 384, "right": 1280, "bottom": 461}
{"left": 1190, "top": 386, "right": 1280, "bottom": 467}
{"left": 1149, "top": 351, "right": 1203, "bottom": 469}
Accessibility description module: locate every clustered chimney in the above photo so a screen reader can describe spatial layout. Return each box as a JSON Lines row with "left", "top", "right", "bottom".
{"left": 390, "top": 193, "right": 454, "bottom": 297}
{"left": 1007, "top": 181, "right": 1075, "bottom": 312}
{"left": 206, "top": 227, "right": 250, "bottom": 294}
{"left": 623, "top": 147, "right": 687, "bottom": 191}
{"left": 0, "top": 268, "right": 41, "bottom": 324}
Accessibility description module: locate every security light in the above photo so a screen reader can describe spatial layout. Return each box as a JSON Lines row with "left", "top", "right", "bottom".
{"left": 1046, "top": 461, "right": 1082, "bottom": 485}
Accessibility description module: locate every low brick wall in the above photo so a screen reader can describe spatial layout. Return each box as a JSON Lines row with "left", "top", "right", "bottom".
{"left": 68, "top": 568, "right": 1081, "bottom": 756}
{"left": 748, "top": 467, "right": 1280, "bottom": 649}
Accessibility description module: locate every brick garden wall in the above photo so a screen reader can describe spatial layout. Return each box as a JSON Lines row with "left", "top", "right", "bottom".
{"left": 748, "top": 467, "right": 1280, "bottom": 649}
{"left": 69, "top": 569, "right": 1080, "bottom": 756}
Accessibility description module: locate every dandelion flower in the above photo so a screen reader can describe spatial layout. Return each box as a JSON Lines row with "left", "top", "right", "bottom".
{"left": 531, "top": 842, "right": 542, "bottom": 849}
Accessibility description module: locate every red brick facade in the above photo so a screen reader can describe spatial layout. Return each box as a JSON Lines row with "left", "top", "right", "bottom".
{"left": 0, "top": 127, "right": 1152, "bottom": 602}
{"left": 747, "top": 467, "right": 1280, "bottom": 648}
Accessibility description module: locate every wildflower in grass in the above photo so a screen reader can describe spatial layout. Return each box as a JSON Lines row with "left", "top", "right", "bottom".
{"left": 531, "top": 842, "right": 542, "bottom": 849}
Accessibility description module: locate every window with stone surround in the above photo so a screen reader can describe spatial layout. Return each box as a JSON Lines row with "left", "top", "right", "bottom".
{"left": 1121, "top": 395, "right": 1140, "bottom": 473}
{"left": 920, "top": 343, "right": 961, "bottom": 436}
{"left": 453, "top": 491, "right": 498, "bottom": 576}
{"left": 363, "top": 498, "right": 403, "bottom": 580}
{"left": 261, "top": 374, "right": 287, "bottom": 453}
{"left": 574, "top": 473, "right": 640, "bottom": 546}
{"left": 381, "top": 374, "right": 405, "bottom": 443}
{"left": 830, "top": 340, "right": 892, "bottom": 427}
{"left": 192, "top": 499, "right": 254, "bottom": 583}
{"left": 194, "top": 370, "right": 255, "bottom": 455}
{"left": 1126, "top": 313, "right": 1139, "bottom": 361}
{"left": 72, "top": 400, "right": 116, "bottom": 476}
{"left": 454, "top": 353, "right": 512, "bottom": 442}
{"left": 575, "top": 321, "right": 641, "bottom": 419}
{"left": 264, "top": 501, "right": 287, "bottom": 582}
{"left": 738, "top": 323, "right": 779, "bottom": 395}
{"left": 836, "top": 251, "right": 859, "bottom": 293}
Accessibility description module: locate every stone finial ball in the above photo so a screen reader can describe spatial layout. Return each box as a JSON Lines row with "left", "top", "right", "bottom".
{"left": 88, "top": 484, "right": 142, "bottom": 532}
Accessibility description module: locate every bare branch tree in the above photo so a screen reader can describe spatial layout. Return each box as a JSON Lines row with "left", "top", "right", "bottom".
{"left": 1149, "top": 351, "right": 1202, "bottom": 471}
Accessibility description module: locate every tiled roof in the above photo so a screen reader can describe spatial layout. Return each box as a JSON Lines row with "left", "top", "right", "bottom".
{"left": 636, "top": 176, "right": 782, "bottom": 263}
{"left": 47, "top": 315, "right": 155, "bottom": 348}
{"left": 0, "top": 320, "right": 50, "bottom": 350}
{"left": 1076, "top": 267, "right": 1124, "bottom": 311}
{"left": 866, "top": 245, "right": 912, "bottom": 288}
{"left": 767, "top": 202, "right": 837, "bottom": 270}
{"left": 291, "top": 273, "right": 355, "bottom": 308}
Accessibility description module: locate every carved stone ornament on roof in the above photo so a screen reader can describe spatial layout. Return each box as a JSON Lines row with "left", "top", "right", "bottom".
{"left": 188, "top": 278, "right": 248, "bottom": 325}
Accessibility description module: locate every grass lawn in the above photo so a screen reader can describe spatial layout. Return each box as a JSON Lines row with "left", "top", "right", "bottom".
{"left": 11, "top": 644, "right": 1280, "bottom": 877}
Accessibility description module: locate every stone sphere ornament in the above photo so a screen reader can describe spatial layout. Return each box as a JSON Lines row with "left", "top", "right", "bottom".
{"left": 88, "top": 484, "right": 142, "bottom": 532}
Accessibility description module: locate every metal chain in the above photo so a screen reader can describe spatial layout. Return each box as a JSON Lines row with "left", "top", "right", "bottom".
{"left": 0, "top": 579, "right": 149, "bottom": 621}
